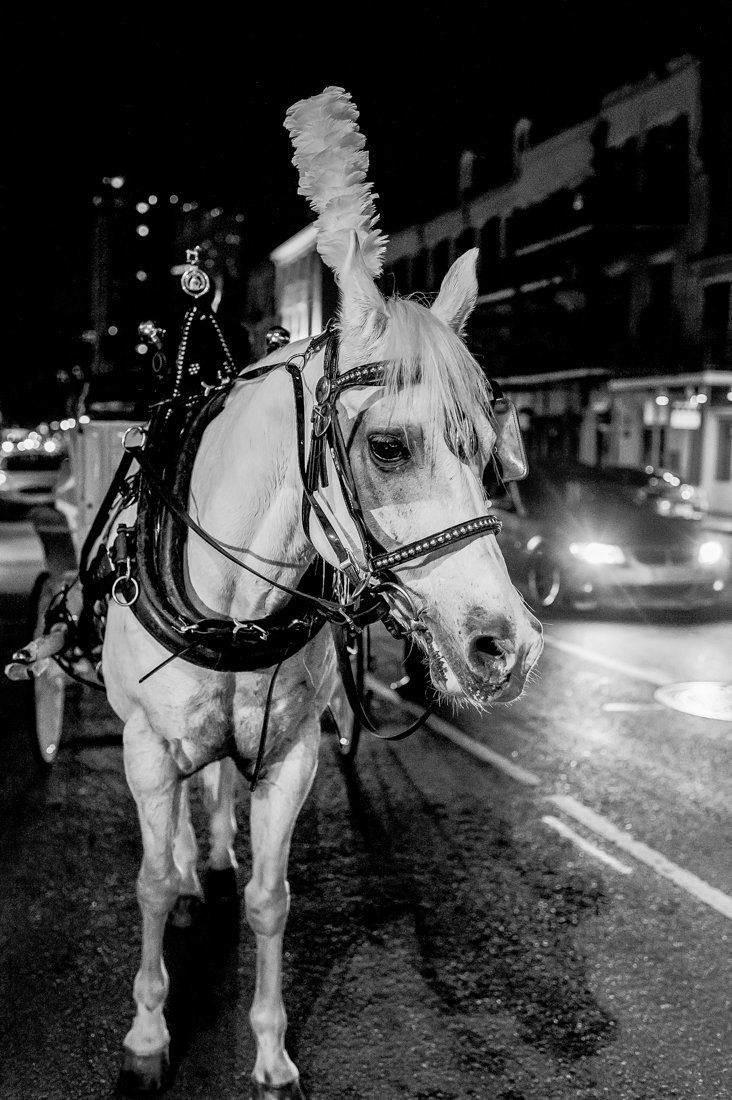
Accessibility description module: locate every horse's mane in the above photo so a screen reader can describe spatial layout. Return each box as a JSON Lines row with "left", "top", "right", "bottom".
{"left": 341, "top": 293, "right": 495, "bottom": 445}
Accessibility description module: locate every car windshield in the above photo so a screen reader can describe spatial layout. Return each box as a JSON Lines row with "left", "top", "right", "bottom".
{"left": 518, "top": 462, "right": 636, "bottom": 514}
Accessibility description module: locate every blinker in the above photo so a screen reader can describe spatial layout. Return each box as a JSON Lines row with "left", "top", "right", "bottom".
{"left": 492, "top": 396, "right": 529, "bottom": 482}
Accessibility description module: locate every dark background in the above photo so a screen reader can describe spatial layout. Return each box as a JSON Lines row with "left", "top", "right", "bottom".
{"left": 1, "top": 5, "right": 726, "bottom": 419}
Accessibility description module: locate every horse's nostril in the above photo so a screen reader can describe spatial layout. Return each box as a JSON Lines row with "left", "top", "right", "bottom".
{"left": 473, "top": 635, "right": 504, "bottom": 659}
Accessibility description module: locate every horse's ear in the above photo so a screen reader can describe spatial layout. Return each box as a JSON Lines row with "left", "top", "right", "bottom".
{"left": 338, "top": 231, "right": 388, "bottom": 335}
{"left": 430, "top": 248, "right": 479, "bottom": 335}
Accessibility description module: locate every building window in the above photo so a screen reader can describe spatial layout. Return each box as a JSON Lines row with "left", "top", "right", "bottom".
{"left": 432, "top": 240, "right": 451, "bottom": 286}
{"left": 716, "top": 418, "right": 732, "bottom": 481}
{"left": 457, "top": 227, "right": 475, "bottom": 254}
{"left": 411, "top": 248, "right": 429, "bottom": 292}
{"left": 391, "top": 257, "right": 410, "bottom": 295}
{"left": 480, "top": 218, "right": 500, "bottom": 263}
{"left": 639, "top": 116, "right": 689, "bottom": 225}
{"left": 703, "top": 281, "right": 731, "bottom": 365}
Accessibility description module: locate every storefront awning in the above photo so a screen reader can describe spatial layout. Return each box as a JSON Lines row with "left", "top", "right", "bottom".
{"left": 608, "top": 371, "right": 732, "bottom": 392}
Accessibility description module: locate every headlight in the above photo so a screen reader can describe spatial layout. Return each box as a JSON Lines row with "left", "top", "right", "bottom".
{"left": 569, "top": 542, "right": 626, "bottom": 565}
{"left": 698, "top": 540, "right": 724, "bottom": 566}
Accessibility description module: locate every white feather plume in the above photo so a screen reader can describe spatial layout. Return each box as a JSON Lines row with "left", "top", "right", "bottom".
{"left": 284, "top": 86, "right": 387, "bottom": 278}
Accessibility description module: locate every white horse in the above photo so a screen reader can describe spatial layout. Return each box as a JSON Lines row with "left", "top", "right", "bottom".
{"left": 102, "top": 90, "right": 543, "bottom": 1099}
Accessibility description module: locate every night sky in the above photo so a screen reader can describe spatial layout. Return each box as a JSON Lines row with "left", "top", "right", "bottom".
{"left": 2, "top": 5, "right": 724, "bottom": 420}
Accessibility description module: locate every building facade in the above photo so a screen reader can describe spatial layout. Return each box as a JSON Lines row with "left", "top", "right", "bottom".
{"left": 257, "top": 53, "right": 732, "bottom": 517}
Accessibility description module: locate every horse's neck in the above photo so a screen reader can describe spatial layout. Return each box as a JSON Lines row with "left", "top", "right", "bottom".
{"left": 186, "top": 371, "right": 312, "bottom": 620}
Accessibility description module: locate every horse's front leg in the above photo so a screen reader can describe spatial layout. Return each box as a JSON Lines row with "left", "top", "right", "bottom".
{"left": 246, "top": 723, "right": 319, "bottom": 1100}
{"left": 201, "top": 757, "right": 241, "bottom": 903}
{"left": 119, "top": 713, "right": 182, "bottom": 1094}
{"left": 169, "top": 777, "right": 204, "bottom": 928}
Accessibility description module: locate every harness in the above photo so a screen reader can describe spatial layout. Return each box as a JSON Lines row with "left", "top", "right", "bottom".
{"left": 63, "top": 271, "right": 527, "bottom": 778}
{"left": 94, "top": 325, "right": 521, "bottom": 661}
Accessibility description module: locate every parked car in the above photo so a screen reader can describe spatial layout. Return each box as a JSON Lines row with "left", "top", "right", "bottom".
{"left": 491, "top": 458, "right": 727, "bottom": 611}
{"left": 0, "top": 449, "right": 64, "bottom": 512}
{"left": 598, "top": 463, "right": 708, "bottom": 521}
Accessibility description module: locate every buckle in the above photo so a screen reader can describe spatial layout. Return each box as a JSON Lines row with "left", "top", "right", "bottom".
{"left": 233, "top": 620, "right": 269, "bottom": 641}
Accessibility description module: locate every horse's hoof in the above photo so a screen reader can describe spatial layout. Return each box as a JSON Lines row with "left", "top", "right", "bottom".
{"left": 204, "top": 866, "right": 239, "bottom": 904}
{"left": 167, "top": 893, "right": 201, "bottom": 929}
{"left": 117, "top": 1046, "right": 170, "bottom": 1095}
{"left": 251, "top": 1076, "right": 306, "bottom": 1099}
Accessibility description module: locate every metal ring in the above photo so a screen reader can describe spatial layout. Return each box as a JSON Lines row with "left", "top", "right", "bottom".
{"left": 122, "top": 425, "right": 147, "bottom": 451}
{"left": 112, "top": 576, "right": 140, "bottom": 607}
{"left": 285, "top": 352, "right": 306, "bottom": 373}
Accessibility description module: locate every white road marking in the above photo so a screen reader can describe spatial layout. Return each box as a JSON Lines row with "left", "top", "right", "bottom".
{"left": 541, "top": 815, "right": 633, "bottom": 875}
{"left": 602, "top": 702, "right": 664, "bottom": 712}
{"left": 365, "top": 674, "right": 541, "bottom": 786}
{"left": 550, "top": 794, "right": 732, "bottom": 921}
{"left": 543, "top": 634, "right": 674, "bottom": 687}
{"left": 365, "top": 673, "right": 732, "bottom": 919}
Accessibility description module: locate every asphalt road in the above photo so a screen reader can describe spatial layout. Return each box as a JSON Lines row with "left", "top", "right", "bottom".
{"left": 2, "top": 599, "right": 732, "bottom": 1099}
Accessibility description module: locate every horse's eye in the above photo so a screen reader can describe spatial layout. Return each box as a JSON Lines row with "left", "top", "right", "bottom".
{"left": 368, "top": 434, "right": 410, "bottom": 468}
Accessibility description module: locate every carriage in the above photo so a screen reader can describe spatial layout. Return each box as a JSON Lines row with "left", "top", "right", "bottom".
{"left": 5, "top": 87, "right": 541, "bottom": 1099}
{"left": 7, "top": 401, "right": 142, "bottom": 764}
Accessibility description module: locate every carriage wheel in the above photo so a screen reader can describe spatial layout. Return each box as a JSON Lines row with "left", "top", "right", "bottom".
{"left": 26, "top": 572, "right": 66, "bottom": 767}
{"left": 336, "top": 628, "right": 369, "bottom": 761}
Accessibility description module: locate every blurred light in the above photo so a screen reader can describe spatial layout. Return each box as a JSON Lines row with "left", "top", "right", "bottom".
{"left": 726, "top": 390, "right": 732, "bottom": 402}
{"left": 210, "top": 207, "right": 222, "bottom": 217}
{"left": 110, "top": 176, "right": 125, "bottom": 189}
{"left": 696, "top": 392, "right": 708, "bottom": 404}
{"left": 136, "top": 343, "right": 149, "bottom": 355}
{"left": 92, "top": 195, "right": 103, "bottom": 207}
{"left": 43, "top": 440, "right": 56, "bottom": 452}
{"left": 0, "top": 472, "right": 7, "bottom": 485}
{"left": 713, "top": 579, "right": 725, "bottom": 592}
{"left": 235, "top": 214, "right": 244, "bottom": 222}
{"left": 526, "top": 535, "right": 542, "bottom": 552}
{"left": 108, "top": 325, "right": 119, "bottom": 335}
{"left": 655, "top": 394, "right": 669, "bottom": 406}
{"left": 136, "top": 270, "right": 148, "bottom": 282}
{"left": 136, "top": 202, "right": 149, "bottom": 214}
{"left": 680, "top": 486, "right": 693, "bottom": 500}
{"left": 78, "top": 415, "right": 90, "bottom": 425}
{"left": 662, "top": 472, "right": 680, "bottom": 486}
{"left": 698, "top": 540, "right": 723, "bottom": 566}
{"left": 1, "top": 441, "right": 13, "bottom": 453}
{"left": 148, "top": 195, "right": 158, "bottom": 205}
{"left": 136, "top": 224, "right": 149, "bottom": 237}
{"left": 572, "top": 193, "right": 584, "bottom": 211}
{"left": 569, "top": 542, "right": 626, "bottom": 565}
{"left": 169, "top": 194, "right": 179, "bottom": 204}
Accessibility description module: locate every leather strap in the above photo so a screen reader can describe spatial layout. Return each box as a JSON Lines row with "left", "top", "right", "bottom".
{"left": 331, "top": 623, "right": 434, "bottom": 741}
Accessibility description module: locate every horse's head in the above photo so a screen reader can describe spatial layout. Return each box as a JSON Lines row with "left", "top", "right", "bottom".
{"left": 336, "top": 235, "right": 543, "bottom": 705}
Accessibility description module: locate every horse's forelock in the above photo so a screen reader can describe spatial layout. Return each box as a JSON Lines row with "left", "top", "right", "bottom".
{"left": 374, "top": 296, "right": 495, "bottom": 443}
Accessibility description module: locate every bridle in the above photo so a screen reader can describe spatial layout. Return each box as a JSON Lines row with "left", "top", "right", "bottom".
{"left": 279, "top": 326, "right": 505, "bottom": 640}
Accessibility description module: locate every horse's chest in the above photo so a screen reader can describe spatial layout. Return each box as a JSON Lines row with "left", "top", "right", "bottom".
{"left": 147, "top": 666, "right": 315, "bottom": 774}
